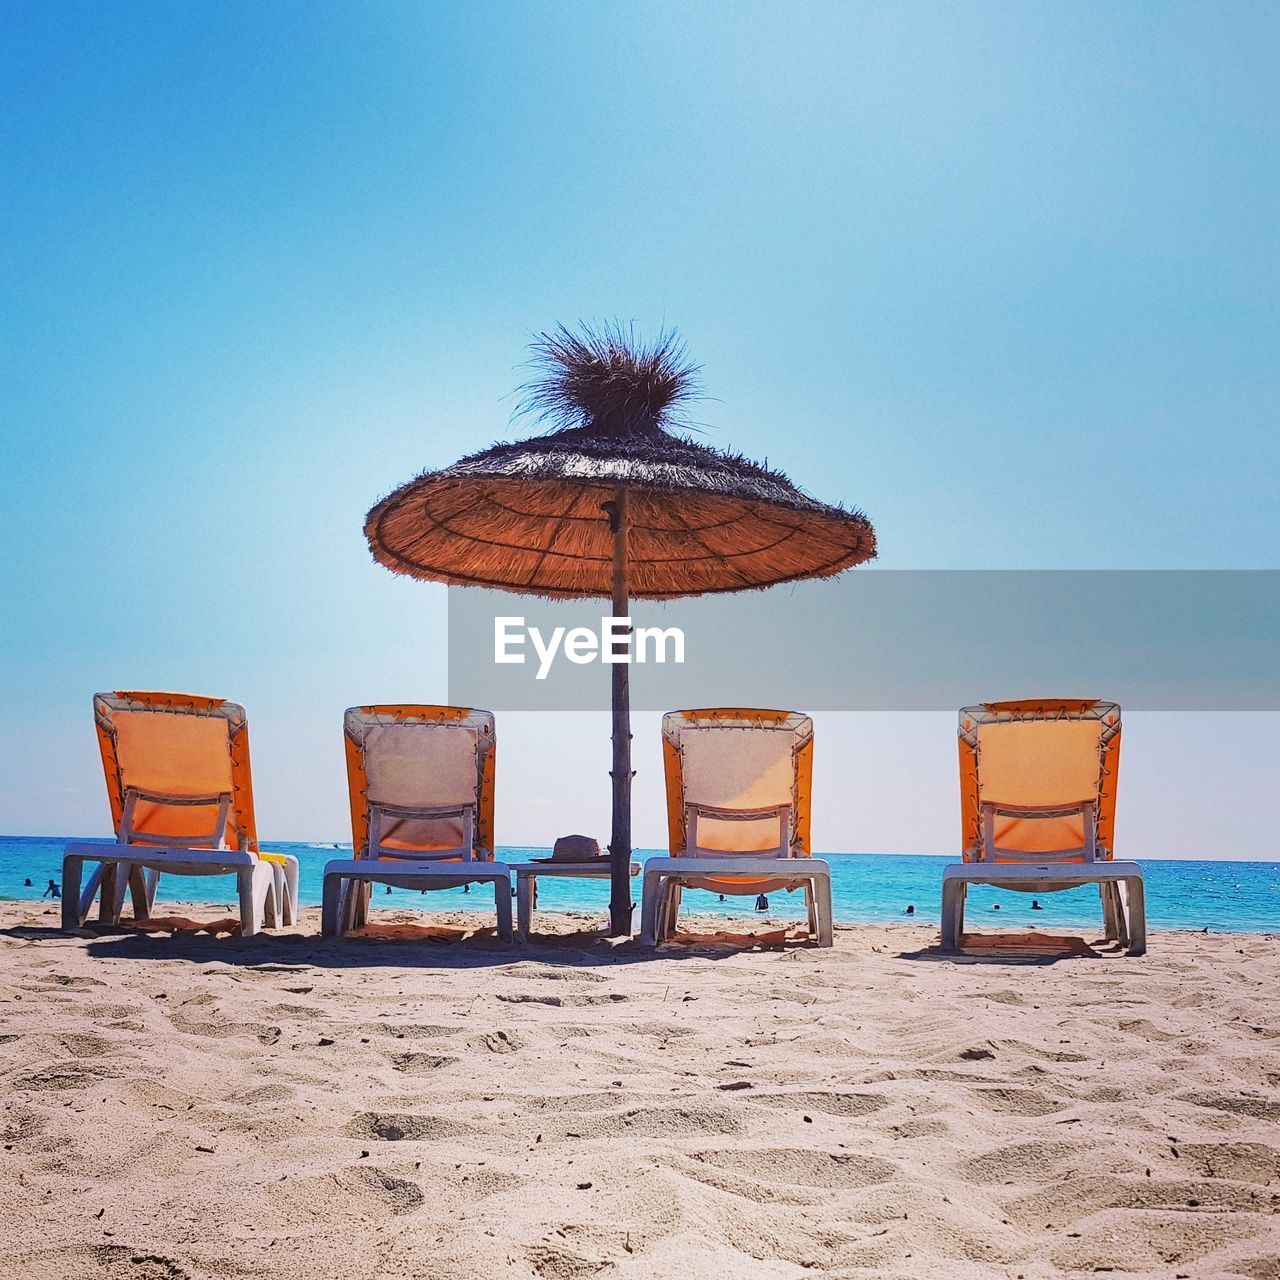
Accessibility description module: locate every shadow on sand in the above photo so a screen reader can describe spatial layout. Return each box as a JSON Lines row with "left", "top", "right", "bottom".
{"left": 900, "top": 929, "right": 1129, "bottom": 965}
{"left": 2, "top": 917, "right": 828, "bottom": 970}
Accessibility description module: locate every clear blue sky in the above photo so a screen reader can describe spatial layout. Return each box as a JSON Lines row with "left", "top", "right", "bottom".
{"left": 2, "top": 2, "right": 1277, "bottom": 853}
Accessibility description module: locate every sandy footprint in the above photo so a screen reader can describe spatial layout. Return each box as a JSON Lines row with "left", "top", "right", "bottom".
{"left": 346, "top": 1110, "right": 475, "bottom": 1142}
{"left": 687, "top": 1146, "right": 899, "bottom": 1191}
{"left": 746, "top": 1089, "right": 888, "bottom": 1117}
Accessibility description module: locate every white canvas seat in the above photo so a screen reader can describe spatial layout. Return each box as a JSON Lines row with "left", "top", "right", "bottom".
{"left": 942, "top": 699, "right": 1146, "bottom": 956}
{"left": 322, "top": 706, "right": 512, "bottom": 941}
{"left": 640, "top": 709, "right": 832, "bottom": 947}
{"left": 63, "top": 692, "right": 299, "bottom": 938}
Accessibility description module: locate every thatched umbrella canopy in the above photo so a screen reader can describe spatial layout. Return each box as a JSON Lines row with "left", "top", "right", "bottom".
{"left": 365, "top": 325, "right": 876, "bottom": 935}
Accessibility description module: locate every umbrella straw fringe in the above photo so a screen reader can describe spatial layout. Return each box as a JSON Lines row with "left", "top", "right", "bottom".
{"left": 365, "top": 324, "right": 877, "bottom": 600}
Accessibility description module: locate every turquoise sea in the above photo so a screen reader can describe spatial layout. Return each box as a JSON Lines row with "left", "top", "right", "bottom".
{"left": 2, "top": 836, "right": 1276, "bottom": 933}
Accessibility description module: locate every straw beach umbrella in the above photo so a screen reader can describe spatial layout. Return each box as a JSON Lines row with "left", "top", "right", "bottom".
{"left": 365, "top": 324, "right": 875, "bottom": 935}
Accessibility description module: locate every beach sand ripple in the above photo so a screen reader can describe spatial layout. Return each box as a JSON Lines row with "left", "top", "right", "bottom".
{"left": 1, "top": 902, "right": 1277, "bottom": 1279}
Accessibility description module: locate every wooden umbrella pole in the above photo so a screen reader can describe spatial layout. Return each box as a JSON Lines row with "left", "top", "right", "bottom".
{"left": 605, "top": 487, "right": 633, "bottom": 936}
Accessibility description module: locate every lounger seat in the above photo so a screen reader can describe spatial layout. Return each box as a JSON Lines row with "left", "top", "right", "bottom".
{"left": 63, "top": 843, "right": 279, "bottom": 936}
{"left": 941, "top": 859, "right": 1146, "bottom": 955}
{"left": 322, "top": 857, "right": 512, "bottom": 939}
{"left": 641, "top": 855, "right": 832, "bottom": 947}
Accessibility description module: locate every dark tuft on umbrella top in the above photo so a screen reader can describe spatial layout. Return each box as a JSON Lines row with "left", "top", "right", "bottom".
{"left": 516, "top": 322, "right": 702, "bottom": 437}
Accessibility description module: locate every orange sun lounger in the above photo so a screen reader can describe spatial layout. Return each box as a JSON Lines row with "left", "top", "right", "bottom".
{"left": 62, "top": 692, "right": 299, "bottom": 937}
{"left": 321, "top": 705, "right": 512, "bottom": 940}
{"left": 639, "top": 708, "right": 832, "bottom": 947}
{"left": 942, "top": 699, "right": 1146, "bottom": 955}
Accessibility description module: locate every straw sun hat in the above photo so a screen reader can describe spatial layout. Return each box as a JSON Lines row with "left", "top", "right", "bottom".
{"left": 530, "top": 834, "right": 605, "bottom": 864}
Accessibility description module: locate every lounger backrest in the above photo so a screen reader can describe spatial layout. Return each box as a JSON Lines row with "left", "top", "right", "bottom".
{"left": 662, "top": 709, "right": 813, "bottom": 858}
{"left": 958, "top": 699, "right": 1121, "bottom": 862}
{"left": 344, "top": 706, "right": 496, "bottom": 861}
{"left": 93, "top": 691, "right": 258, "bottom": 851}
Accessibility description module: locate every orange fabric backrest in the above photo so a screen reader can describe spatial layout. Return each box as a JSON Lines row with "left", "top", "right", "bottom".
{"left": 343, "top": 705, "right": 496, "bottom": 859}
{"left": 661, "top": 709, "right": 813, "bottom": 857}
{"left": 93, "top": 691, "right": 259, "bottom": 850}
{"left": 976, "top": 720, "right": 1103, "bottom": 807}
{"left": 958, "top": 699, "right": 1121, "bottom": 860}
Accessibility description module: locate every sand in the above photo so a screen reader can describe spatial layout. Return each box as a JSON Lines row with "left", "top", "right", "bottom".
{"left": 1, "top": 901, "right": 1278, "bottom": 1280}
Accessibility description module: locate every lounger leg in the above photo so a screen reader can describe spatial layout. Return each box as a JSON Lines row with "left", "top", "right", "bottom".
{"left": 265, "top": 865, "right": 284, "bottom": 927}
{"left": 321, "top": 874, "right": 344, "bottom": 937}
{"left": 1124, "top": 876, "right": 1146, "bottom": 956}
{"left": 125, "top": 865, "right": 150, "bottom": 920}
{"left": 651, "top": 878, "right": 669, "bottom": 945}
{"left": 143, "top": 869, "right": 160, "bottom": 915}
{"left": 813, "top": 874, "right": 834, "bottom": 948}
{"left": 98, "top": 863, "right": 124, "bottom": 925}
{"left": 516, "top": 874, "right": 533, "bottom": 941}
{"left": 804, "top": 881, "right": 818, "bottom": 939}
{"left": 640, "top": 871, "right": 662, "bottom": 947}
{"left": 1100, "top": 882, "right": 1118, "bottom": 942}
{"left": 265, "top": 866, "right": 283, "bottom": 929}
{"left": 353, "top": 880, "right": 371, "bottom": 930}
{"left": 282, "top": 857, "right": 299, "bottom": 926}
{"left": 1103, "top": 881, "right": 1130, "bottom": 948}
{"left": 268, "top": 860, "right": 299, "bottom": 927}
{"left": 493, "top": 878, "right": 513, "bottom": 942}
{"left": 1111, "top": 881, "right": 1131, "bottom": 950}
{"left": 77, "top": 863, "right": 104, "bottom": 924}
{"left": 339, "top": 877, "right": 356, "bottom": 934}
{"left": 62, "top": 855, "right": 85, "bottom": 930}
{"left": 237, "top": 866, "right": 256, "bottom": 937}
{"left": 111, "top": 863, "right": 133, "bottom": 922}
{"left": 238, "top": 865, "right": 268, "bottom": 937}
{"left": 96, "top": 864, "right": 113, "bottom": 924}
{"left": 339, "top": 878, "right": 361, "bottom": 933}
{"left": 335, "top": 877, "right": 353, "bottom": 937}
{"left": 941, "top": 877, "right": 965, "bottom": 952}
{"left": 663, "top": 882, "right": 682, "bottom": 942}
